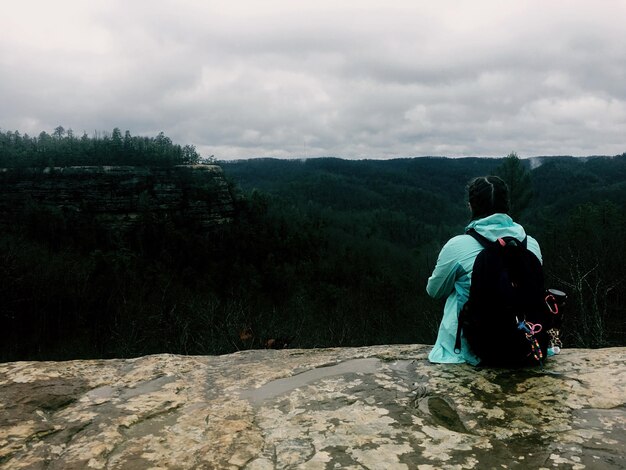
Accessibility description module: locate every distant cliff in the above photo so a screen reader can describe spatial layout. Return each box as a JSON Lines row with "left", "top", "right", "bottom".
{"left": 0, "top": 164, "right": 235, "bottom": 229}
{"left": 0, "top": 345, "right": 624, "bottom": 469}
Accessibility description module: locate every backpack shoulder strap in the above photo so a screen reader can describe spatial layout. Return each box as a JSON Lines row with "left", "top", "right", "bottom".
{"left": 519, "top": 236, "right": 528, "bottom": 249}
{"left": 466, "top": 228, "right": 528, "bottom": 249}
{"left": 465, "top": 228, "right": 495, "bottom": 249}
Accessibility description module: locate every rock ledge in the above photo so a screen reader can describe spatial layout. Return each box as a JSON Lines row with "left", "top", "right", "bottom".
{"left": 0, "top": 345, "right": 624, "bottom": 469}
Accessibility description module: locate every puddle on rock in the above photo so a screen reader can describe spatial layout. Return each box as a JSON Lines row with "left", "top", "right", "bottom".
{"left": 241, "top": 358, "right": 383, "bottom": 404}
{"left": 120, "top": 375, "right": 177, "bottom": 399}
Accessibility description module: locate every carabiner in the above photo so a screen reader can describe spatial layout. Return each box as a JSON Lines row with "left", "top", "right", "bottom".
{"left": 545, "top": 294, "right": 559, "bottom": 314}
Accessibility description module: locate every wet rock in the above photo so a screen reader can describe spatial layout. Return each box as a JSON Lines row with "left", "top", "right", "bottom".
{"left": 0, "top": 346, "right": 624, "bottom": 469}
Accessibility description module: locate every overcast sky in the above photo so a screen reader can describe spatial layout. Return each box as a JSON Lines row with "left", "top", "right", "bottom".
{"left": 1, "top": 1, "right": 625, "bottom": 160}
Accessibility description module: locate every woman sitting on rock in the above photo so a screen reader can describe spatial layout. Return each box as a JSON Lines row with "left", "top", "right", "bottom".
{"left": 426, "top": 176, "right": 542, "bottom": 365}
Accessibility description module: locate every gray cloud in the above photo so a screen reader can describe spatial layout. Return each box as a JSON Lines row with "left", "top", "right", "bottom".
{"left": 1, "top": 1, "right": 625, "bottom": 159}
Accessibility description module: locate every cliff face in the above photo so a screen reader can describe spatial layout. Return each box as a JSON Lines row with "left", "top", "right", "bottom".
{"left": 0, "top": 165, "right": 235, "bottom": 229}
{"left": 0, "top": 345, "right": 624, "bottom": 469}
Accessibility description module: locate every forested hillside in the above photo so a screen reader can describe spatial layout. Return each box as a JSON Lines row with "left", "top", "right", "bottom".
{"left": 222, "top": 154, "right": 626, "bottom": 350}
{"left": 1, "top": 128, "right": 624, "bottom": 360}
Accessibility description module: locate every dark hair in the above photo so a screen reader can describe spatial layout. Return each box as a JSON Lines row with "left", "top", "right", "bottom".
{"left": 467, "top": 176, "right": 510, "bottom": 220}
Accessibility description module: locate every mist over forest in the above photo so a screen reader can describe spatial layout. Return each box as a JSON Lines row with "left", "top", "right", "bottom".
{"left": 1, "top": 128, "right": 625, "bottom": 361}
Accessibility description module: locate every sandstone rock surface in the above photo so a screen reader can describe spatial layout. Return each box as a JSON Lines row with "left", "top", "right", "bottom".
{"left": 0, "top": 165, "right": 235, "bottom": 229}
{"left": 0, "top": 345, "right": 624, "bottom": 469}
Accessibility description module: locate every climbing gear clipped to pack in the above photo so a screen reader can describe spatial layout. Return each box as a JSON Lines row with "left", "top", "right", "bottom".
{"left": 545, "top": 288, "right": 567, "bottom": 355}
{"left": 454, "top": 228, "right": 558, "bottom": 367}
{"left": 516, "top": 317, "right": 544, "bottom": 362}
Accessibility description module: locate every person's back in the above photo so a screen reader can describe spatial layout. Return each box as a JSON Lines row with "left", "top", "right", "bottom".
{"left": 426, "top": 176, "right": 542, "bottom": 365}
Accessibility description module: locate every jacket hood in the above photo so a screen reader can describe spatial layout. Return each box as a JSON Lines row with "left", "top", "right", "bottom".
{"left": 465, "top": 213, "right": 527, "bottom": 242}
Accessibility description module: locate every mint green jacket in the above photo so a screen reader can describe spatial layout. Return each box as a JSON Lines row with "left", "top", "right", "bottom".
{"left": 426, "top": 213, "right": 542, "bottom": 365}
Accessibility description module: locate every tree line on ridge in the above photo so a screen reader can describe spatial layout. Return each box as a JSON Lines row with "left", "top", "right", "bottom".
{"left": 0, "top": 129, "right": 624, "bottom": 360}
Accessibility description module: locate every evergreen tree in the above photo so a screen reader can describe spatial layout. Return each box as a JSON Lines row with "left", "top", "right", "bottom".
{"left": 495, "top": 152, "right": 533, "bottom": 221}
{"left": 53, "top": 126, "right": 65, "bottom": 139}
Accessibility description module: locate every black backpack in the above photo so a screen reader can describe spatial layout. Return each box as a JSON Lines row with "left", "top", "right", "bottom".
{"left": 455, "top": 229, "right": 551, "bottom": 367}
